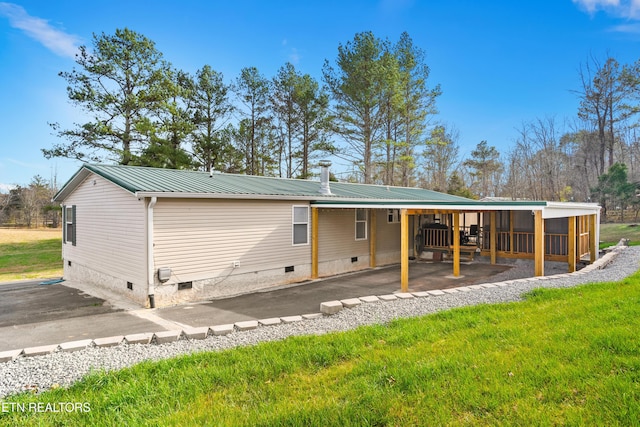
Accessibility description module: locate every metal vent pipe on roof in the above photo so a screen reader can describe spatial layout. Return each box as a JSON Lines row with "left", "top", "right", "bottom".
{"left": 319, "top": 160, "right": 332, "bottom": 195}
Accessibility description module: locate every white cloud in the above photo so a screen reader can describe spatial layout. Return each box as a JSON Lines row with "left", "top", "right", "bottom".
{"left": 572, "top": 0, "right": 640, "bottom": 19}
{"left": 280, "top": 39, "right": 301, "bottom": 64}
{"left": 0, "top": 183, "right": 16, "bottom": 193}
{"left": 0, "top": 2, "right": 81, "bottom": 58}
{"left": 6, "top": 158, "right": 46, "bottom": 170}
{"left": 289, "top": 47, "right": 301, "bottom": 65}
{"left": 573, "top": 0, "right": 620, "bottom": 14}
{"left": 609, "top": 22, "right": 640, "bottom": 32}
{"left": 631, "top": 0, "right": 640, "bottom": 17}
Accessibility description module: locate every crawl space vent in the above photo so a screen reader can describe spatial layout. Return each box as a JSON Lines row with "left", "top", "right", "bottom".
{"left": 178, "top": 281, "right": 193, "bottom": 290}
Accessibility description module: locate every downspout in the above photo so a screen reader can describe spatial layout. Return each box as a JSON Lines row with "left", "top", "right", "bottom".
{"left": 147, "top": 197, "right": 157, "bottom": 308}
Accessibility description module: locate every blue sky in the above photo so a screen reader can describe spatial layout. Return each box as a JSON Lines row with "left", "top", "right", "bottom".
{"left": 1, "top": 0, "right": 640, "bottom": 191}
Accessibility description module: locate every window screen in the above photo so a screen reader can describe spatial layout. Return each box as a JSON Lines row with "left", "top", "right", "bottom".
{"left": 292, "top": 206, "right": 309, "bottom": 245}
{"left": 63, "top": 205, "right": 76, "bottom": 246}
{"left": 355, "top": 208, "right": 367, "bottom": 240}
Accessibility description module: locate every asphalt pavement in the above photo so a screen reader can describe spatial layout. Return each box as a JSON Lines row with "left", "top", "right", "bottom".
{"left": 0, "top": 261, "right": 510, "bottom": 352}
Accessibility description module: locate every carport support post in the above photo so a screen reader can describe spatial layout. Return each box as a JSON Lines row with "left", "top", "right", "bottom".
{"left": 476, "top": 212, "right": 481, "bottom": 248}
{"left": 589, "top": 214, "right": 597, "bottom": 264}
{"left": 490, "top": 212, "right": 497, "bottom": 264}
{"left": 311, "top": 207, "right": 319, "bottom": 279}
{"left": 370, "top": 209, "right": 376, "bottom": 268}
{"left": 509, "top": 211, "right": 514, "bottom": 255}
{"left": 453, "top": 212, "right": 460, "bottom": 277}
{"left": 401, "top": 208, "right": 409, "bottom": 292}
{"left": 568, "top": 216, "right": 576, "bottom": 273}
{"left": 534, "top": 210, "right": 544, "bottom": 276}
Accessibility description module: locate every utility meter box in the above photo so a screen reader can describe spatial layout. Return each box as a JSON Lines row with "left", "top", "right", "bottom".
{"left": 157, "top": 267, "right": 172, "bottom": 282}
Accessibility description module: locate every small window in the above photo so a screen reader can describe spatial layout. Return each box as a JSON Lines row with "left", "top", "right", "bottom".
{"left": 387, "top": 209, "right": 400, "bottom": 223}
{"left": 63, "top": 205, "right": 76, "bottom": 246}
{"left": 355, "top": 208, "right": 367, "bottom": 240}
{"left": 292, "top": 206, "right": 309, "bottom": 245}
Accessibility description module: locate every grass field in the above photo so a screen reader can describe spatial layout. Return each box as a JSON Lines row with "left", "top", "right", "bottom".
{"left": 1, "top": 273, "right": 639, "bottom": 426}
{"left": 599, "top": 223, "right": 640, "bottom": 248}
{"left": 0, "top": 228, "right": 62, "bottom": 282}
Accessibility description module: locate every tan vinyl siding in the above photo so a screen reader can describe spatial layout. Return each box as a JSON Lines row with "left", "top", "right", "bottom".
{"left": 318, "top": 208, "right": 369, "bottom": 262}
{"left": 375, "top": 209, "right": 401, "bottom": 254}
{"left": 153, "top": 199, "right": 311, "bottom": 281}
{"left": 63, "top": 174, "right": 147, "bottom": 284}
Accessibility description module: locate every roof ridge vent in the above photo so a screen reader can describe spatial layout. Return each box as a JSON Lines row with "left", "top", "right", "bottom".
{"left": 318, "top": 160, "right": 332, "bottom": 195}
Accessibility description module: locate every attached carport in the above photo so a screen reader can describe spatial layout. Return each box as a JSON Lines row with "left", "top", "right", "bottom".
{"left": 310, "top": 200, "right": 601, "bottom": 293}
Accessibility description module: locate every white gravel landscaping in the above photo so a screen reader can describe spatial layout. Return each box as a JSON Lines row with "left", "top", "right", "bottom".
{"left": 1, "top": 245, "right": 638, "bottom": 398}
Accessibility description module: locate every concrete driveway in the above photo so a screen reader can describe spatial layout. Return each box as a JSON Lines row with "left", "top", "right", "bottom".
{"left": 0, "top": 261, "right": 511, "bottom": 352}
{"left": 0, "top": 280, "right": 162, "bottom": 351}
{"left": 0, "top": 280, "right": 116, "bottom": 327}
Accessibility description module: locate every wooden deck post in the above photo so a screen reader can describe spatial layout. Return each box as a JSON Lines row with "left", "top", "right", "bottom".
{"left": 589, "top": 214, "right": 597, "bottom": 264}
{"left": 490, "top": 212, "right": 497, "bottom": 264}
{"left": 370, "top": 209, "right": 376, "bottom": 268}
{"left": 311, "top": 207, "right": 318, "bottom": 279}
{"left": 534, "top": 210, "right": 544, "bottom": 276}
{"left": 509, "top": 210, "right": 514, "bottom": 254}
{"left": 453, "top": 212, "right": 460, "bottom": 277}
{"left": 568, "top": 216, "right": 576, "bottom": 273}
{"left": 401, "top": 208, "right": 409, "bottom": 292}
{"left": 476, "top": 212, "right": 481, "bottom": 247}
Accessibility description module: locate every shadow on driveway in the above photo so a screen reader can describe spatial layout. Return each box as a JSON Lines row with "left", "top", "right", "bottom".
{"left": 0, "top": 281, "right": 117, "bottom": 328}
{"left": 156, "top": 261, "right": 511, "bottom": 327}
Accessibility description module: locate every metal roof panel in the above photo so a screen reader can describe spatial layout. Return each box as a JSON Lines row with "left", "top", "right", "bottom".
{"left": 55, "top": 164, "right": 475, "bottom": 203}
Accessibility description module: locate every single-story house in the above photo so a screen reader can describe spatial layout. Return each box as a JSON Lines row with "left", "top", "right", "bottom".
{"left": 53, "top": 163, "right": 601, "bottom": 308}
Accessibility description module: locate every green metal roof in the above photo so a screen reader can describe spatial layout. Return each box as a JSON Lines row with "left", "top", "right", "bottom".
{"left": 54, "top": 163, "right": 475, "bottom": 203}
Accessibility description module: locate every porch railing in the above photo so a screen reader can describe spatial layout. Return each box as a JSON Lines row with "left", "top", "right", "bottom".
{"left": 420, "top": 222, "right": 593, "bottom": 260}
{"left": 422, "top": 228, "right": 449, "bottom": 249}
{"left": 480, "top": 230, "right": 589, "bottom": 258}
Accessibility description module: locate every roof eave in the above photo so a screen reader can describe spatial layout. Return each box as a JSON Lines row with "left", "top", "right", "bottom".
{"left": 53, "top": 166, "right": 92, "bottom": 202}
{"left": 134, "top": 191, "right": 319, "bottom": 201}
{"left": 134, "top": 191, "right": 463, "bottom": 203}
{"left": 311, "top": 200, "right": 549, "bottom": 210}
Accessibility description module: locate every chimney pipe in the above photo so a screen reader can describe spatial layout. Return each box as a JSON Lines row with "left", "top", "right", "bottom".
{"left": 319, "top": 160, "right": 332, "bottom": 195}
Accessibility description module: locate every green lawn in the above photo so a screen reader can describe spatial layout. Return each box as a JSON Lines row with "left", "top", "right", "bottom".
{"left": 599, "top": 222, "right": 640, "bottom": 248}
{"left": 2, "top": 273, "right": 639, "bottom": 426}
{"left": 0, "top": 238, "right": 63, "bottom": 281}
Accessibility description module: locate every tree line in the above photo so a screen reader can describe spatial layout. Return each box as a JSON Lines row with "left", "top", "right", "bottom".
{"left": 42, "top": 28, "right": 442, "bottom": 185}
{"left": 0, "top": 175, "right": 60, "bottom": 227}
{"left": 5, "top": 29, "right": 640, "bottom": 227}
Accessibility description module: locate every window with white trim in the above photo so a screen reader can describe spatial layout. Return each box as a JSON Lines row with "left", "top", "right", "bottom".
{"left": 355, "top": 208, "right": 367, "bottom": 240}
{"left": 292, "top": 206, "right": 309, "bottom": 245}
{"left": 387, "top": 209, "right": 400, "bottom": 223}
{"left": 63, "top": 205, "right": 76, "bottom": 246}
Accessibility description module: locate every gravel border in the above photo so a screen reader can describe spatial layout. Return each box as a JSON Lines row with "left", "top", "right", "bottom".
{"left": 1, "top": 245, "right": 638, "bottom": 398}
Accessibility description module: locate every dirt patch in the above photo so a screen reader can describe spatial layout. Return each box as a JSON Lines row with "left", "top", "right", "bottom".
{"left": 0, "top": 228, "right": 61, "bottom": 244}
